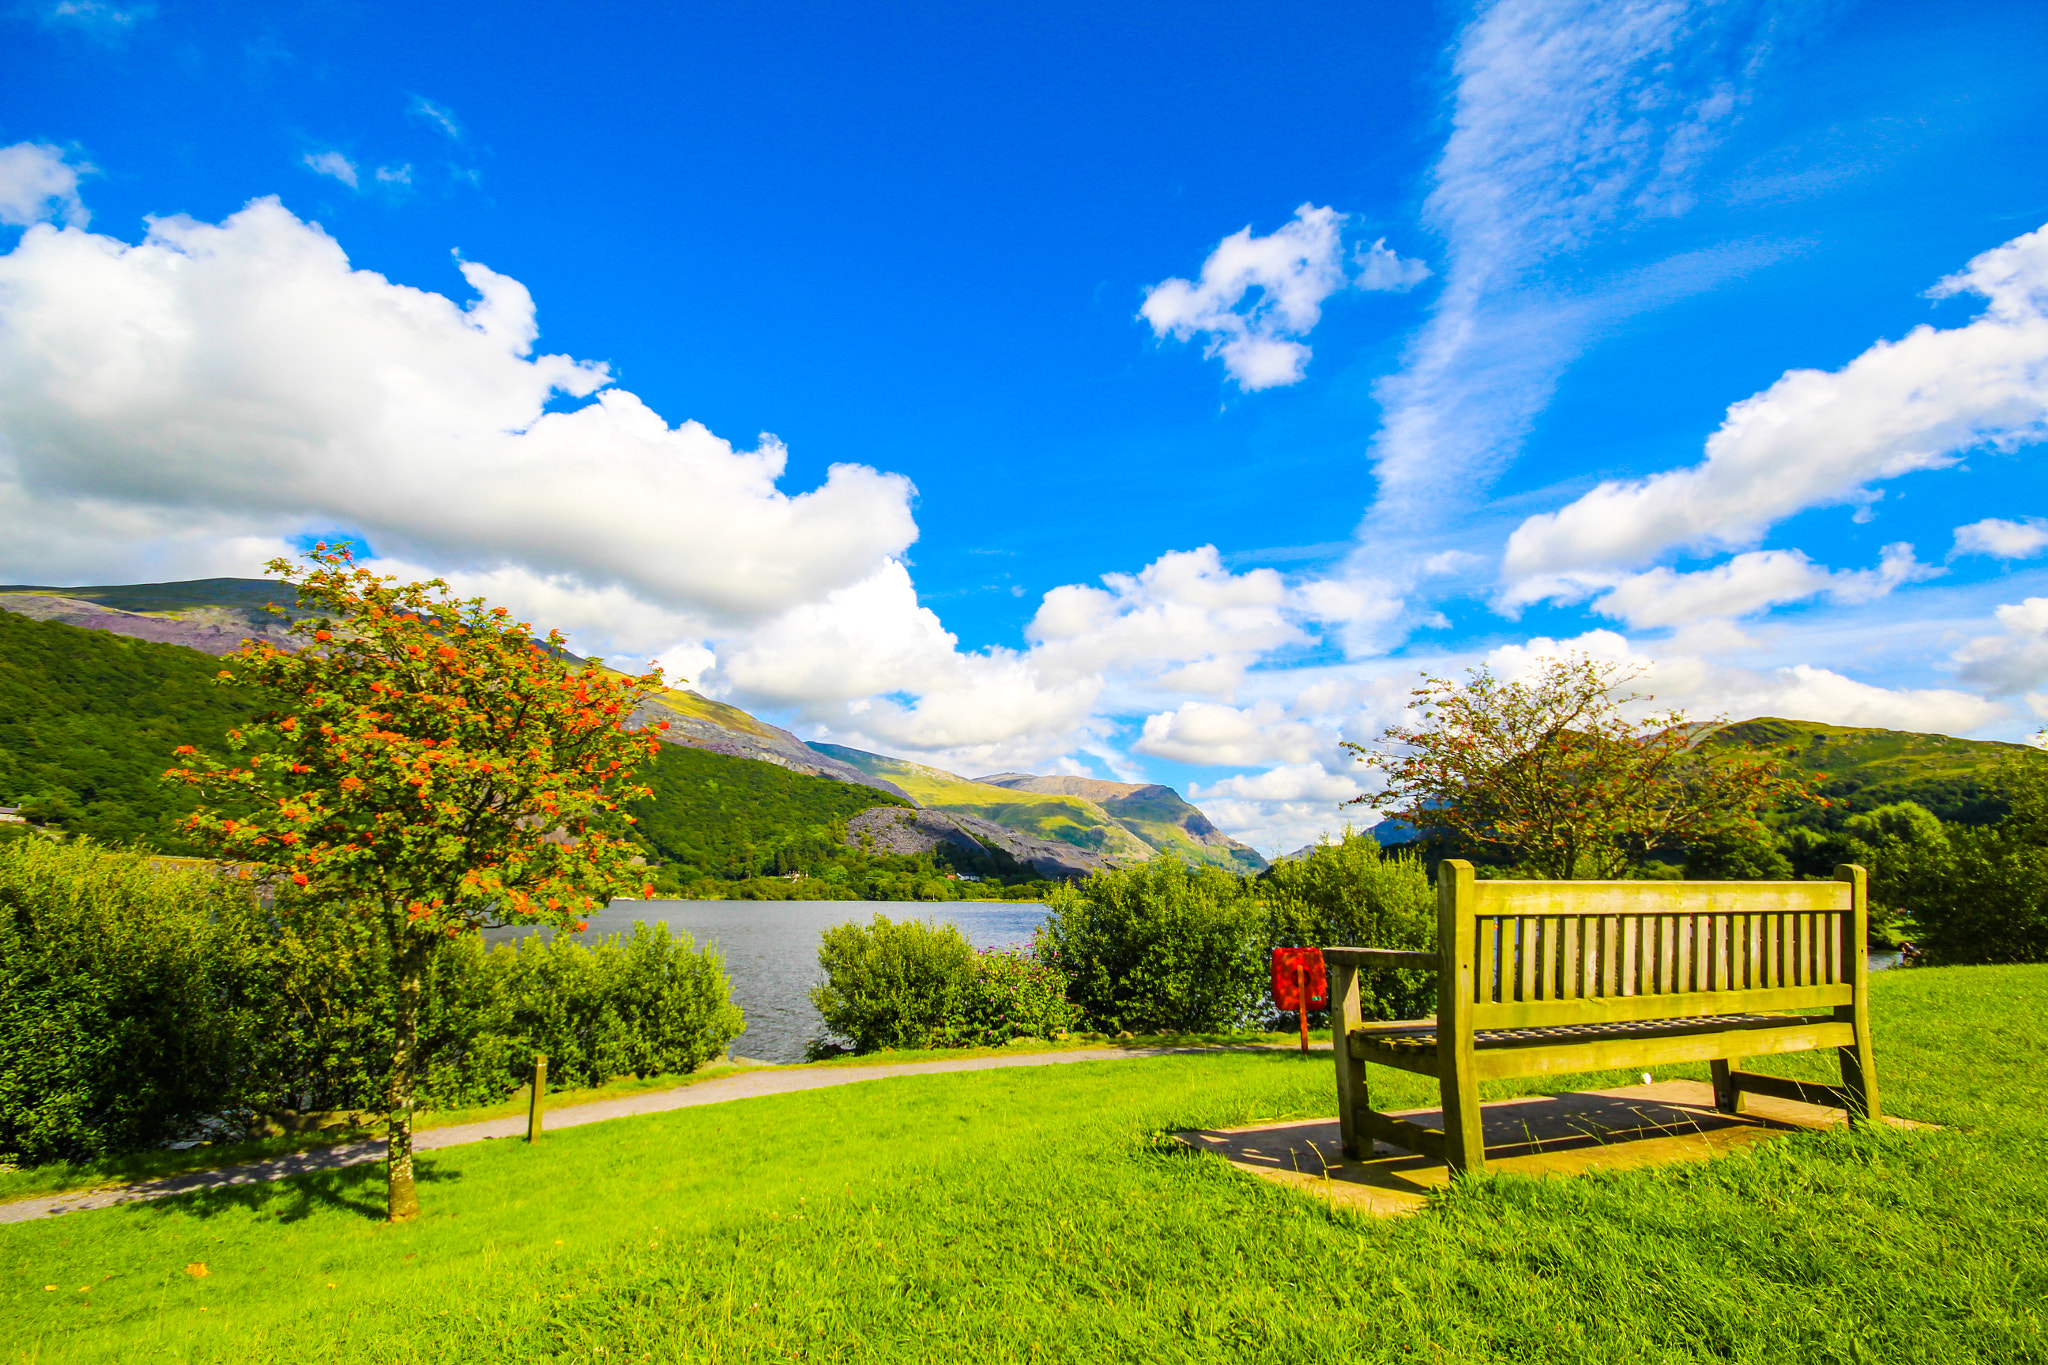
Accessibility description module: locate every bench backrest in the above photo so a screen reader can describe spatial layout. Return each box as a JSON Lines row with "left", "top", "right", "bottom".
{"left": 1436, "top": 860, "right": 1868, "bottom": 1032}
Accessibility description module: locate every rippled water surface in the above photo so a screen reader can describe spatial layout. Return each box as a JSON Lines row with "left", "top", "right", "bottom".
{"left": 551, "top": 899, "right": 1050, "bottom": 1064}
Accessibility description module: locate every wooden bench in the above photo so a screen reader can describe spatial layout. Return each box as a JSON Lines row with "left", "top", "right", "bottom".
{"left": 1327, "top": 860, "right": 1881, "bottom": 1173}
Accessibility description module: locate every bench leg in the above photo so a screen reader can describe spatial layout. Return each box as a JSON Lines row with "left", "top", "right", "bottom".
{"left": 1838, "top": 1035, "right": 1881, "bottom": 1125}
{"left": 1711, "top": 1057, "right": 1747, "bottom": 1115}
{"left": 1336, "top": 1041, "right": 1371, "bottom": 1160}
{"left": 1440, "top": 1064, "right": 1485, "bottom": 1175}
{"left": 1331, "top": 962, "right": 1369, "bottom": 1159}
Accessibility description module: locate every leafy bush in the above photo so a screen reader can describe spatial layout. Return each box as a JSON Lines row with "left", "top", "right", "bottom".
{"left": 0, "top": 838, "right": 745, "bottom": 1164}
{"left": 939, "top": 948, "right": 1078, "bottom": 1047}
{"left": 492, "top": 923, "right": 744, "bottom": 1093}
{"left": 247, "top": 914, "right": 744, "bottom": 1114}
{"left": 810, "top": 914, "right": 977, "bottom": 1052}
{"left": 1886, "top": 761, "right": 2048, "bottom": 965}
{"left": 1258, "top": 830, "right": 1435, "bottom": 1022}
{"left": 0, "top": 839, "right": 272, "bottom": 1163}
{"left": 1035, "top": 859, "right": 1267, "bottom": 1033}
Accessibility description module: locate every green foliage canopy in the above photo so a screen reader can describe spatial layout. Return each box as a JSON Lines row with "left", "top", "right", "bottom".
{"left": 0, "top": 836, "right": 742, "bottom": 1166}
{"left": 1036, "top": 859, "right": 1267, "bottom": 1033}
{"left": 170, "top": 547, "right": 667, "bottom": 1220}
{"left": 1349, "top": 655, "right": 1808, "bottom": 879}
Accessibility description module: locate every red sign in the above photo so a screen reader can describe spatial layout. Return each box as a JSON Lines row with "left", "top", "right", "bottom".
{"left": 1270, "top": 946, "right": 1328, "bottom": 1012}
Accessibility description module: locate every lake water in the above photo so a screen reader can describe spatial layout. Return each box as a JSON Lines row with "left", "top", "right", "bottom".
{"left": 554, "top": 899, "right": 1049, "bottom": 1064}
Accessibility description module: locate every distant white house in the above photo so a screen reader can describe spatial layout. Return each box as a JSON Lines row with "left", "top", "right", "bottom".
{"left": 0, "top": 807, "right": 24, "bottom": 824}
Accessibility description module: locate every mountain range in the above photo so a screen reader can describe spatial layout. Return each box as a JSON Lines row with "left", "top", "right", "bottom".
{"left": 0, "top": 578, "right": 1265, "bottom": 876}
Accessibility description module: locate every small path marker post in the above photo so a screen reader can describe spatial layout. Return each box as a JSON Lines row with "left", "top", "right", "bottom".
{"left": 1270, "top": 948, "right": 1329, "bottom": 1057}
{"left": 527, "top": 1055, "right": 547, "bottom": 1144}
{"left": 1296, "top": 960, "right": 1309, "bottom": 1054}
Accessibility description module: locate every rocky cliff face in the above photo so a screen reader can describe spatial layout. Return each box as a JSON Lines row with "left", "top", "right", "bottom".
{"left": 843, "top": 806, "right": 1111, "bottom": 880}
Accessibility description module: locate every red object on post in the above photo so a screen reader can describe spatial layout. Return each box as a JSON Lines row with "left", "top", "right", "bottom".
{"left": 1270, "top": 946, "right": 1329, "bottom": 1011}
{"left": 1271, "top": 947, "right": 1328, "bottom": 1055}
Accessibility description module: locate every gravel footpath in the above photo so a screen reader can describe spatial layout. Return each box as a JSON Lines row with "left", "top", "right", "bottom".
{"left": 0, "top": 1045, "right": 1231, "bottom": 1225}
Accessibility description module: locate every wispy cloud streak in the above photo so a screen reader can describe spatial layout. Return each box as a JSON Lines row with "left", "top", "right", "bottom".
{"left": 1362, "top": 0, "right": 1795, "bottom": 537}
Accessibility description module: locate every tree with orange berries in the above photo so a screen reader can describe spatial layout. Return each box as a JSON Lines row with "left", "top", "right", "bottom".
{"left": 169, "top": 546, "right": 667, "bottom": 1220}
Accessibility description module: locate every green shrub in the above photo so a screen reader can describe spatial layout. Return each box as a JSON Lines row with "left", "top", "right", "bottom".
{"left": 811, "top": 914, "right": 976, "bottom": 1052}
{"left": 0, "top": 839, "right": 272, "bottom": 1164}
{"left": 1885, "top": 765, "right": 2048, "bottom": 965}
{"left": 939, "top": 948, "right": 1078, "bottom": 1046}
{"left": 250, "top": 915, "right": 744, "bottom": 1113}
{"left": 493, "top": 923, "right": 744, "bottom": 1092}
{"left": 1892, "top": 827, "right": 2043, "bottom": 965}
{"left": 1258, "top": 830, "right": 1435, "bottom": 1022}
{"left": 1035, "top": 859, "right": 1266, "bottom": 1033}
{"left": 0, "top": 838, "right": 745, "bottom": 1163}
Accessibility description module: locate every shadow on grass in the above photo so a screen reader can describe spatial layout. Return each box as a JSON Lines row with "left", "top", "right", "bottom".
{"left": 134, "top": 1154, "right": 461, "bottom": 1224}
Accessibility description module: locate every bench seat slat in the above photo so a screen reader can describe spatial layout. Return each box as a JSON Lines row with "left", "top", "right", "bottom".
{"left": 1475, "top": 983, "right": 1852, "bottom": 1029}
{"left": 1470, "top": 1019, "right": 1853, "bottom": 1080}
{"left": 1350, "top": 1015, "right": 1854, "bottom": 1080}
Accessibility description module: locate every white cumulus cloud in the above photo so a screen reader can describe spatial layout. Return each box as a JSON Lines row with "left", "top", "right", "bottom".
{"left": 1953, "top": 517, "right": 2048, "bottom": 560}
{"left": 1584, "top": 543, "right": 1939, "bottom": 629}
{"left": 0, "top": 197, "right": 919, "bottom": 636}
{"left": 1503, "top": 221, "right": 2048, "bottom": 588}
{"left": 1953, "top": 598, "right": 2048, "bottom": 713}
{"left": 1140, "top": 204, "right": 1351, "bottom": 391}
{"left": 1354, "top": 238, "right": 1431, "bottom": 292}
{"left": 0, "top": 143, "right": 90, "bottom": 228}
{"left": 1188, "top": 763, "right": 1370, "bottom": 857}
{"left": 1480, "top": 630, "right": 2003, "bottom": 736}
{"left": 1027, "top": 546, "right": 1307, "bottom": 697}
{"left": 1133, "top": 700, "right": 1333, "bottom": 767}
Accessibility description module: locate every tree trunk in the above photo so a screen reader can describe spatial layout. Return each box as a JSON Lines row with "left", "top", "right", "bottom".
{"left": 386, "top": 940, "right": 425, "bottom": 1222}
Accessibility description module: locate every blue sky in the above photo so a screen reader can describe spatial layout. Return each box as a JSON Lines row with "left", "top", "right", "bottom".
{"left": 3, "top": 0, "right": 2047, "bottom": 851}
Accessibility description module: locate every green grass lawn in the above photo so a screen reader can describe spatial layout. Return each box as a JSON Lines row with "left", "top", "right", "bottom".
{"left": 6, "top": 965, "right": 2045, "bottom": 1364}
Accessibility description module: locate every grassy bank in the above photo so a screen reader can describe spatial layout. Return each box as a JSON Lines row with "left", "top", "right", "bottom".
{"left": 0, "top": 1036, "right": 1296, "bottom": 1203}
{"left": 5, "top": 965, "right": 2044, "bottom": 1364}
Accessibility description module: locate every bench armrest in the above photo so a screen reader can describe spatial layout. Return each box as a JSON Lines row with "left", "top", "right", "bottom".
{"left": 1323, "top": 947, "right": 1439, "bottom": 971}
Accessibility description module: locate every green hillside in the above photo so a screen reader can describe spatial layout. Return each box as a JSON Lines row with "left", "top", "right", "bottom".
{"left": 808, "top": 743, "right": 1158, "bottom": 863}
{"left": 1710, "top": 717, "right": 2038, "bottom": 825}
{"left": 627, "top": 743, "right": 909, "bottom": 880}
{"left": 0, "top": 608, "right": 256, "bottom": 852}
{"left": 0, "top": 607, "right": 984, "bottom": 893}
